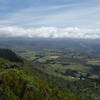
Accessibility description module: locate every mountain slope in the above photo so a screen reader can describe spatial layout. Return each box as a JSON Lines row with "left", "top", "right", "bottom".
{"left": 0, "top": 49, "right": 77, "bottom": 100}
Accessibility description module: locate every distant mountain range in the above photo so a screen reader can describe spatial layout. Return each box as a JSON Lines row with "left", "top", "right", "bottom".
{"left": 0, "top": 38, "right": 100, "bottom": 53}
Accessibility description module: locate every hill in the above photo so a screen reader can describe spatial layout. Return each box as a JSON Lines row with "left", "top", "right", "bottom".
{"left": 0, "top": 49, "right": 23, "bottom": 62}
{"left": 0, "top": 49, "right": 77, "bottom": 100}
{"left": 1, "top": 38, "right": 100, "bottom": 53}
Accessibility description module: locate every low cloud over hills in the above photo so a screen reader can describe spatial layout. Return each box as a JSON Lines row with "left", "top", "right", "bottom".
{"left": 0, "top": 26, "right": 100, "bottom": 39}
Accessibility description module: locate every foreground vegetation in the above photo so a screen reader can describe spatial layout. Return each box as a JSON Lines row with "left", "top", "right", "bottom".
{"left": 0, "top": 49, "right": 77, "bottom": 100}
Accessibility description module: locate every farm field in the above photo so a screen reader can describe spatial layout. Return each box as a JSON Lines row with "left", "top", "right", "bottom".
{"left": 20, "top": 49, "right": 100, "bottom": 81}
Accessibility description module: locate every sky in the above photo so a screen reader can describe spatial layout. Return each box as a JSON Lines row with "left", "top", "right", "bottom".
{"left": 0, "top": 0, "right": 100, "bottom": 38}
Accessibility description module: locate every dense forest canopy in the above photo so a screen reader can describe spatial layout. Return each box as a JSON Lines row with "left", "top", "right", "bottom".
{"left": 0, "top": 49, "right": 23, "bottom": 62}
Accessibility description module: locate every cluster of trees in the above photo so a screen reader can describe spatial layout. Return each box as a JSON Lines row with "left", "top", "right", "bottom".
{"left": 63, "top": 69, "right": 78, "bottom": 77}
{"left": 0, "top": 49, "right": 23, "bottom": 62}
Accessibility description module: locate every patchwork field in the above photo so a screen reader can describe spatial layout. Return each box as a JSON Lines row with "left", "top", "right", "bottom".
{"left": 20, "top": 49, "right": 100, "bottom": 81}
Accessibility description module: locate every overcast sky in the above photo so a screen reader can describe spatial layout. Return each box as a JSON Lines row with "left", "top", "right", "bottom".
{"left": 0, "top": 0, "right": 100, "bottom": 38}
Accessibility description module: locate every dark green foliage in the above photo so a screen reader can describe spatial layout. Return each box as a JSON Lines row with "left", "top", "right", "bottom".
{"left": 63, "top": 69, "right": 78, "bottom": 77}
{"left": 0, "top": 68, "right": 77, "bottom": 100}
{"left": 0, "top": 49, "right": 23, "bottom": 62}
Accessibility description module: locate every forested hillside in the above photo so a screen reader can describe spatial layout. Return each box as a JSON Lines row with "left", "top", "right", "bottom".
{"left": 0, "top": 49, "right": 77, "bottom": 100}
{"left": 0, "top": 49, "right": 23, "bottom": 62}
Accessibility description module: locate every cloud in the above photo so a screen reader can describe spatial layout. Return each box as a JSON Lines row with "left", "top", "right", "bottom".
{"left": 1, "top": 1, "right": 100, "bottom": 28}
{"left": 0, "top": 26, "right": 100, "bottom": 39}
{"left": 0, "top": 0, "right": 100, "bottom": 32}
{"left": 0, "top": 20, "right": 12, "bottom": 24}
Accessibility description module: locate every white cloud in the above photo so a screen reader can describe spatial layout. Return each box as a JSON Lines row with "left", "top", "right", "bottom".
{"left": 0, "top": 26, "right": 100, "bottom": 39}
{"left": 0, "top": 20, "right": 12, "bottom": 24}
